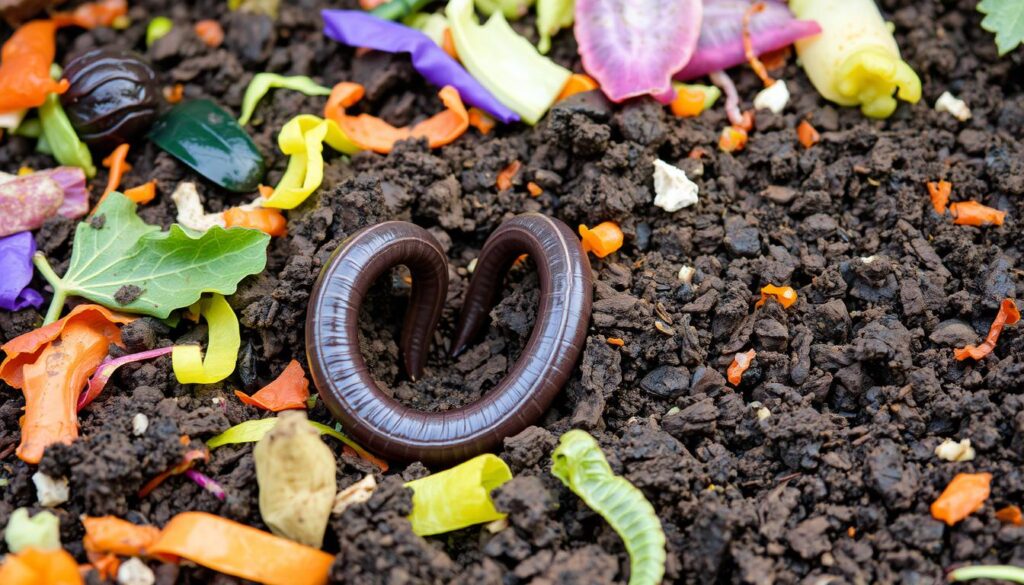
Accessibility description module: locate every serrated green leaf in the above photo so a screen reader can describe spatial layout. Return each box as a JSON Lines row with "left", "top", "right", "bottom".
{"left": 50, "top": 192, "right": 269, "bottom": 319}
{"left": 979, "top": 0, "right": 1024, "bottom": 56}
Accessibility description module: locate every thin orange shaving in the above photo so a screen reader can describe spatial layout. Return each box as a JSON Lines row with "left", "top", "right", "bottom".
{"left": 727, "top": 349, "right": 756, "bottom": 386}
{"left": 234, "top": 359, "right": 310, "bottom": 411}
{"left": 0, "top": 548, "right": 82, "bottom": 585}
{"left": 496, "top": 160, "right": 521, "bottom": 191}
{"left": 557, "top": 73, "right": 599, "bottom": 102}
{"left": 467, "top": 108, "right": 495, "bottom": 135}
{"left": 931, "top": 472, "right": 991, "bottom": 526}
{"left": 83, "top": 516, "right": 161, "bottom": 557}
{"left": 52, "top": 0, "right": 127, "bottom": 28}
{"left": 324, "top": 81, "right": 468, "bottom": 154}
{"left": 149, "top": 512, "right": 334, "bottom": 585}
{"left": 742, "top": 2, "right": 774, "bottom": 87}
{"left": 442, "top": 27, "right": 458, "bottom": 60}
{"left": 224, "top": 207, "right": 288, "bottom": 237}
{"left": 671, "top": 86, "right": 706, "bottom": 118}
{"left": 92, "top": 143, "right": 131, "bottom": 212}
{"left": 797, "top": 120, "right": 819, "bottom": 149}
{"left": 954, "top": 298, "right": 1019, "bottom": 361}
{"left": 578, "top": 221, "right": 623, "bottom": 258}
{"left": 258, "top": 184, "right": 275, "bottom": 199}
{"left": 607, "top": 337, "right": 625, "bottom": 347}
{"left": 719, "top": 126, "right": 748, "bottom": 153}
{"left": 124, "top": 181, "right": 157, "bottom": 204}
{"left": 527, "top": 181, "right": 543, "bottom": 197}
{"left": 927, "top": 180, "right": 951, "bottom": 214}
{"left": 996, "top": 505, "right": 1023, "bottom": 526}
{"left": 139, "top": 439, "right": 208, "bottom": 498}
{"left": 756, "top": 284, "right": 798, "bottom": 309}
{"left": 950, "top": 200, "right": 1005, "bottom": 226}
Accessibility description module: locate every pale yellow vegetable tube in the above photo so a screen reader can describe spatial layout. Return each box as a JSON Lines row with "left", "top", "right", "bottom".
{"left": 791, "top": 0, "right": 921, "bottom": 119}
{"left": 405, "top": 454, "right": 512, "bottom": 536}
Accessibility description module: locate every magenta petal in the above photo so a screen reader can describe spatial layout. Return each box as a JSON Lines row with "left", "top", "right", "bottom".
{"left": 575, "top": 0, "right": 703, "bottom": 103}
{"left": 38, "top": 167, "right": 89, "bottom": 220}
{"left": 675, "top": 0, "right": 821, "bottom": 81}
{"left": 184, "top": 469, "right": 227, "bottom": 501}
{"left": 79, "top": 346, "right": 175, "bottom": 410}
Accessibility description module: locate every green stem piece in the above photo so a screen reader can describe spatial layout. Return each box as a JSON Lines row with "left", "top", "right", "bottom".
{"left": 33, "top": 252, "right": 67, "bottom": 325}
{"left": 371, "top": 0, "right": 434, "bottom": 21}
{"left": 950, "top": 565, "right": 1024, "bottom": 583}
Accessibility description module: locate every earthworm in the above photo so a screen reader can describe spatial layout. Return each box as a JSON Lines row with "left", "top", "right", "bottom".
{"left": 306, "top": 213, "right": 593, "bottom": 465}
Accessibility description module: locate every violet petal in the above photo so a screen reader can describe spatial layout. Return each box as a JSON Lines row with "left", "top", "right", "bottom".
{"left": 0, "top": 232, "right": 42, "bottom": 311}
{"left": 575, "top": 0, "right": 703, "bottom": 103}
{"left": 79, "top": 346, "right": 175, "bottom": 410}
{"left": 321, "top": 10, "right": 520, "bottom": 123}
{"left": 675, "top": 0, "right": 821, "bottom": 81}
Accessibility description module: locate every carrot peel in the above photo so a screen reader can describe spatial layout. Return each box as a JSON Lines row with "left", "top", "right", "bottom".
{"left": 954, "top": 299, "right": 1019, "bottom": 361}
{"left": 324, "top": 81, "right": 469, "bottom": 154}
{"left": 234, "top": 359, "right": 310, "bottom": 411}
{"left": 557, "top": 73, "right": 599, "bottom": 102}
{"left": 797, "top": 120, "right": 819, "bottom": 148}
{"left": 727, "top": 349, "right": 756, "bottom": 386}
{"left": 82, "top": 516, "right": 161, "bottom": 557}
{"left": 930, "top": 472, "right": 991, "bottom": 526}
{"left": 756, "top": 284, "right": 798, "bottom": 309}
{"left": 578, "top": 222, "right": 623, "bottom": 258}
{"left": 148, "top": 512, "right": 334, "bottom": 585}
{"left": 0, "top": 548, "right": 82, "bottom": 585}
{"left": 0, "top": 21, "right": 69, "bottom": 113}
{"left": 950, "top": 200, "right": 1005, "bottom": 227}
{"left": 496, "top": 160, "right": 521, "bottom": 191}
{"left": 223, "top": 207, "right": 288, "bottom": 237}
{"left": 927, "top": 180, "right": 951, "bottom": 214}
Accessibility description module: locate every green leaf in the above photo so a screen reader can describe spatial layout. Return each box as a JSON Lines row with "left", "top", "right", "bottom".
{"left": 42, "top": 192, "right": 269, "bottom": 321}
{"left": 551, "top": 430, "right": 666, "bottom": 585}
{"left": 979, "top": 0, "right": 1024, "bottom": 56}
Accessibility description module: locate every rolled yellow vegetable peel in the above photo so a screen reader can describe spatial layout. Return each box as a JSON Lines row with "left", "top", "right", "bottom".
{"left": 405, "top": 454, "right": 512, "bottom": 536}
{"left": 791, "top": 0, "right": 921, "bottom": 118}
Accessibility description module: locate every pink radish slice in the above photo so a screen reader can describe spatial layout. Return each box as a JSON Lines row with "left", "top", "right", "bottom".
{"left": 675, "top": 0, "right": 821, "bottom": 81}
{"left": 575, "top": 0, "right": 703, "bottom": 103}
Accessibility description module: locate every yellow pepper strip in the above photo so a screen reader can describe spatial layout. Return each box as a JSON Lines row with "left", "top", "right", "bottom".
{"left": 405, "top": 454, "right": 512, "bottom": 536}
{"left": 263, "top": 115, "right": 361, "bottom": 210}
{"left": 171, "top": 294, "right": 240, "bottom": 384}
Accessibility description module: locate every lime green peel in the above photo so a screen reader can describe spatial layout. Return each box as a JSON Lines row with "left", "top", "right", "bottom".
{"left": 238, "top": 73, "right": 332, "bottom": 126}
{"left": 146, "top": 16, "right": 173, "bottom": 47}
{"left": 405, "top": 454, "right": 512, "bottom": 536}
{"left": 950, "top": 565, "right": 1024, "bottom": 583}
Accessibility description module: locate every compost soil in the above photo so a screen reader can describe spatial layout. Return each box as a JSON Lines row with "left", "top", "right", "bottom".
{"left": 2, "top": 0, "right": 1024, "bottom": 583}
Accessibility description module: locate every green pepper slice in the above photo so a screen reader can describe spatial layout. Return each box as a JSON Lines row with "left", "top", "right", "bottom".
{"left": 148, "top": 100, "right": 266, "bottom": 193}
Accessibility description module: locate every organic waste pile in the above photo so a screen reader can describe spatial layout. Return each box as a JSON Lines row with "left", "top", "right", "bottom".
{"left": 0, "top": 0, "right": 1023, "bottom": 583}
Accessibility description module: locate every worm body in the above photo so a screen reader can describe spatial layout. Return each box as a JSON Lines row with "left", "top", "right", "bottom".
{"left": 306, "top": 214, "right": 593, "bottom": 465}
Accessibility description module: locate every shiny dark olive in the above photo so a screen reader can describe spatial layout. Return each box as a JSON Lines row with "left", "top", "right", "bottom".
{"left": 60, "top": 47, "right": 161, "bottom": 151}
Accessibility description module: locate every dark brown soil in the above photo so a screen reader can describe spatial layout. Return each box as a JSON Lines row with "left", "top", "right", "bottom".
{"left": 3, "top": 0, "right": 1024, "bottom": 583}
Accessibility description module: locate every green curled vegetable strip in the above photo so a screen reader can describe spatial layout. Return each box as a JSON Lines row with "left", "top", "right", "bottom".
{"left": 551, "top": 430, "right": 666, "bottom": 585}
{"left": 238, "top": 73, "right": 332, "bottom": 126}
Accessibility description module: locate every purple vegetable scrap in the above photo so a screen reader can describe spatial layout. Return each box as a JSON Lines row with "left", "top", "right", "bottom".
{"left": 0, "top": 232, "right": 43, "bottom": 312}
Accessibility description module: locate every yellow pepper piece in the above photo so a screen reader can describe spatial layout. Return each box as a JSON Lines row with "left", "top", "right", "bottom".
{"left": 172, "top": 294, "right": 240, "bottom": 384}
{"left": 405, "top": 454, "right": 512, "bottom": 536}
{"left": 792, "top": 0, "right": 921, "bottom": 119}
{"left": 263, "top": 115, "right": 361, "bottom": 210}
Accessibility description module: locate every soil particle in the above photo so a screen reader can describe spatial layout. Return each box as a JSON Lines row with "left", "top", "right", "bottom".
{"left": 114, "top": 284, "right": 145, "bottom": 305}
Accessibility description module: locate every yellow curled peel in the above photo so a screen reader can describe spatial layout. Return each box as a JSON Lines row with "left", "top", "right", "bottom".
{"left": 405, "top": 454, "right": 512, "bottom": 536}
{"left": 172, "top": 294, "right": 240, "bottom": 384}
{"left": 264, "top": 115, "right": 361, "bottom": 210}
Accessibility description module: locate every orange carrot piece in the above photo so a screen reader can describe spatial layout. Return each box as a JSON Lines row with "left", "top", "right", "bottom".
{"left": 756, "top": 284, "right": 798, "bottom": 309}
{"left": 325, "top": 82, "right": 468, "bottom": 154}
{"left": 557, "top": 73, "right": 599, "bottom": 102}
{"left": 527, "top": 181, "right": 543, "bottom": 197}
{"left": 223, "top": 207, "right": 288, "bottom": 237}
{"left": 86, "top": 553, "right": 120, "bottom": 581}
{"left": 139, "top": 441, "right": 208, "bottom": 498}
{"left": 234, "top": 359, "right": 310, "bottom": 412}
{"left": 0, "top": 548, "right": 82, "bottom": 585}
{"left": 123, "top": 181, "right": 157, "bottom": 204}
{"left": 670, "top": 86, "right": 706, "bottom": 118}
{"left": 92, "top": 143, "right": 132, "bottom": 212}
{"left": 164, "top": 84, "right": 184, "bottom": 104}
{"left": 607, "top": 337, "right": 625, "bottom": 347}
{"left": 719, "top": 126, "right": 748, "bottom": 153}
{"left": 194, "top": 20, "right": 224, "bottom": 48}
{"left": 0, "top": 21, "right": 70, "bottom": 113}
{"left": 0, "top": 305, "right": 131, "bottom": 464}
{"left": 727, "top": 349, "right": 756, "bottom": 385}
{"left": 927, "top": 180, "right": 951, "bottom": 214}
{"left": 467, "top": 108, "right": 495, "bottom": 135}
{"left": 742, "top": 2, "right": 774, "bottom": 87}
{"left": 578, "top": 221, "right": 623, "bottom": 258}
{"left": 258, "top": 184, "right": 274, "bottom": 199}
{"left": 797, "top": 120, "right": 819, "bottom": 149}
{"left": 931, "top": 472, "right": 991, "bottom": 526}
{"left": 441, "top": 27, "right": 458, "bottom": 60}
{"left": 149, "top": 512, "right": 334, "bottom": 585}
{"left": 996, "top": 505, "right": 1023, "bottom": 526}
{"left": 496, "top": 160, "right": 521, "bottom": 191}
{"left": 954, "top": 298, "right": 1020, "bottom": 361}
{"left": 949, "top": 200, "right": 1006, "bottom": 226}
{"left": 52, "top": 0, "right": 127, "bottom": 29}
{"left": 83, "top": 516, "right": 161, "bottom": 557}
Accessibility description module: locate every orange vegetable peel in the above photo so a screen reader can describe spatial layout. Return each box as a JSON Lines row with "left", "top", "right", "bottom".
{"left": 557, "top": 73, "right": 599, "bottom": 102}
{"left": 0, "top": 548, "right": 82, "bottom": 585}
{"left": 223, "top": 207, "right": 288, "bottom": 237}
{"left": 82, "top": 516, "right": 161, "bottom": 557}
{"left": 756, "top": 284, "right": 798, "bottom": 309}
{"left": 578, "top": 221, "right": 623, "bottom": 258}
{"left": 954, "top": 299, "right": 1019, "bottom": 361}
{"left": 931, "top": 472, "right": 991, "bottom": 526}
{"left": 927, "top": 180, "right": 951, "bottom": 214}
{"left": 727, "top": 349, "right": 756, "bottom": 385}
{"left": 950, "top": 200, "right": 1005, "bottom": 226}
{"left": 234, "top": 359, "right": 310, "bottom": 411}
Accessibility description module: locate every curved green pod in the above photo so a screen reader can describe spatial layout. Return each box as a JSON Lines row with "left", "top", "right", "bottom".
{"left": 148, "top": 99, "right": 266, "bottom": 192}
{"left": 551, "top": 430, "right": 666, "bottom": 585}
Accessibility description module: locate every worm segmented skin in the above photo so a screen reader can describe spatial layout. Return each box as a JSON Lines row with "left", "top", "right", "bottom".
{"left": 306, "top": 214, "right": 593, "bottom": 465}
